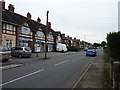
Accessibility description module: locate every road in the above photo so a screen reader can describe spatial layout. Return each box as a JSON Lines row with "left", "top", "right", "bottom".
{"left": 1, "top": 49, "right": 102, "bottom": 88}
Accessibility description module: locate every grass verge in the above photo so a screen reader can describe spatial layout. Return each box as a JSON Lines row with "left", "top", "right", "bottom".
{"left": 101, "top": 48, "right": 112, "bottom": 88}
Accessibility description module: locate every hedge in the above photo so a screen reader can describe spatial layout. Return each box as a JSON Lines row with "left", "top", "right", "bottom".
{"left": 106, "top": 32, "right": 120, "bottom": 60}
{"left": 67, "top": 46, "right": 80, "bottom": 52}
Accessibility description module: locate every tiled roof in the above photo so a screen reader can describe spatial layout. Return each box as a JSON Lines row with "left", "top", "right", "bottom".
{"left": 2, "top": 9, "right": 46, "bottom": 33}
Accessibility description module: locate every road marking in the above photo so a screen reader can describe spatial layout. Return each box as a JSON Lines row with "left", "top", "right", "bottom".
{"left": 72, "top": 59, "right": 95, "bottom": 88}
{"left": 55, "top": 60, "right": 69, "bottom": 66}
{"left": 0, "top": 69, "right": 44, "bottom": 86}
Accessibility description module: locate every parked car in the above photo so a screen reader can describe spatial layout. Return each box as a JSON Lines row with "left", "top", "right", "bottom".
{"left": 11, "top": 46, "right": 32, "bottom": 58}
{"left": 0, "top": 46, "right": 11, "bottom": 62}
{"left": 56, "top": 43, "right": 67, "bottom": 52}
{"left": 86, "top": 49, "right": 97, "bottom": 56}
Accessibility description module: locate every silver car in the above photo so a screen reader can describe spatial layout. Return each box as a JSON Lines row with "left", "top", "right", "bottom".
{"left": 11, "top": 46, "right": 32, "bottom": 58}
{"left": 0, "top": 46, "right": 11, "bottom": 62}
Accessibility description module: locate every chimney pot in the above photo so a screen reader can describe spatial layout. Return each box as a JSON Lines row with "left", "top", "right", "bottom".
{"left": 8, "top": 4, "right": 15, "bottom": 12}
{"left": 27, "top": 12, "right": 31, "bottom": 19}
{"left": 37, "top": 17, "right": 41, "bottom": 23}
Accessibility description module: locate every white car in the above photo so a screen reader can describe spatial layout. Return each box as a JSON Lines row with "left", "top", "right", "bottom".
{"left": 56, "top": 43, "right": 67, "bottom": 52}
{"left": 0, "top": 46, "right": 11, "bottom": 62}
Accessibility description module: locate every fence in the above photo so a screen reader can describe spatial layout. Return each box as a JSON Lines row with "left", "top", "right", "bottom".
{"left": 111, "top": 60, "right": 120, "bottom": 89}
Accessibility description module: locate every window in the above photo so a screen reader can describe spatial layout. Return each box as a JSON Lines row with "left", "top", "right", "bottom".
{"left": 16, "top": 47, "right": 23, "bottom": 50}
{"left": 58, "top": 36, "right": 61, "bottom": 41}
{"left": 21, "top": 26, "right": 30, "bottom": 34}
{"left": 6, "top": 24, "right": 13, "bottom": 31}
{"left": 36, "top": 31, "right": 44, "bottom": 38}
{"left": 48, "top": 34, "right": 53, "bottom": 39}
{"left": 6, "top": 40, "right": 12, "bottom": 49}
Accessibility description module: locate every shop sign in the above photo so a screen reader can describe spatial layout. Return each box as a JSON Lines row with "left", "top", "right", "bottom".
{"left": 19, "top": 37, "right": 33, "bottom": 41}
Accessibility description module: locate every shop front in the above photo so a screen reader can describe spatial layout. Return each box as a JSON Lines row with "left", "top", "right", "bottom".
{"left": 19, "top": 37, "right": 33, "bottom": 50}
{"left": 35, "top": 40, "right": 44, "bottom": 52}
{"left": 47, "top": 41, "right": 54, "bottom": 52}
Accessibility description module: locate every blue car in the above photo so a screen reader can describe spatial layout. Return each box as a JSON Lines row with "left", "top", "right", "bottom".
{"left": 86, "top": 49, "right": 97, "bottom": 56}
{"left": 84, "top": 48, "right": 88, "bottom": 51}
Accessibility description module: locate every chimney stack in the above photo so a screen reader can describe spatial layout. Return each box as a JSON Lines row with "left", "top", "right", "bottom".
{"left": 67, "top": 35, "right": 69, "bottom": 38}
{"left": 27, "top": 12, "right": 31, "bottom": 19}
{"left": 37, "top": 17, "right": 41, "bottom": 23}
{"left": 48, "top": 22, "right": 51, "bottom": 28}
{"left": 0, "top": 0, "right": 5, "bottom": 9}
{"left": 8, "top": 4, "right": 15, "bottom": 12}
{"left": 62, "top": 34, "right": 65, "bottom": 37}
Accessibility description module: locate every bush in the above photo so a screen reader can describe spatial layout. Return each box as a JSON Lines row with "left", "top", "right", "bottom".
{"left": 107, "top": 32, "right": 120, "bottom": 60}
{"left": 67, "top": 46, "right": 80, "bottom": 52}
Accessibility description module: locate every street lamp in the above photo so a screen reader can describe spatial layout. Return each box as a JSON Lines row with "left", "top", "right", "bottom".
{"left": 45, "top": 10, "right": 49, "bottom": 59}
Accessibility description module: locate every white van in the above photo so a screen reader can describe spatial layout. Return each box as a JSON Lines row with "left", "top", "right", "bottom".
{"left": 56, "top": 43, "right": 67, "bottom": 52}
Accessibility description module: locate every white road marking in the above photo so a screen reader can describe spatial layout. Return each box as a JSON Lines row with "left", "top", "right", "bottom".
{"left": 0, "top": 69, "right": 44, "bottom": 86}
{"left": 55, "top": 60, "right": 69, "bottom": 66}
{"left": 72, "top": 59, "right": 95, "bottom": 88}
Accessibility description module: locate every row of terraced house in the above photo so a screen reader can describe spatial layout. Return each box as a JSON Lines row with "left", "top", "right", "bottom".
{"left": 0, "top": 1, "right": 92, "bottom": 53}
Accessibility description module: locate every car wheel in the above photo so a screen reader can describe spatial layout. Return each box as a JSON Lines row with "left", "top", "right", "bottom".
{"left": 18, "top": 54, "right": 22, "bottom": 58}
{"left": 27, "top": 55, "right": 30, "bottom": 58}
{"left": 2, "top": 59, "right": 9, "bottom": 62}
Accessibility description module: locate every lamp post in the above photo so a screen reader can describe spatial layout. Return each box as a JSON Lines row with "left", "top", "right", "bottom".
{"left": 45, "top": 10, "right": 49, "bottom": 59}
{"left": 0, "top": 6, "right": 2, "bottom": 45}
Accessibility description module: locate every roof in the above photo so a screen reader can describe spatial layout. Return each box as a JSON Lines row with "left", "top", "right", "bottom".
{"left": 2, "top": 9, "right": 47, "bottom": 33}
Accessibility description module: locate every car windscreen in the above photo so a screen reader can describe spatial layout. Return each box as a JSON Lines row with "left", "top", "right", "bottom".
{"left": 87, "top": 49, "right": 95, "bottom": 52}
{"left": 25, "top": 47, "right": 31, "bottom": 51}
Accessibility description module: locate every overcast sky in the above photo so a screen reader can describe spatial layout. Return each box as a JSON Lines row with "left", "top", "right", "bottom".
{"left": 4, "top": 0, "right": 118, "bottom": 44}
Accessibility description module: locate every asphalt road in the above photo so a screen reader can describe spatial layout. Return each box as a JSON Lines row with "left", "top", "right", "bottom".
{"left": 1, "top": 49, "right": 102, "bottom": 88}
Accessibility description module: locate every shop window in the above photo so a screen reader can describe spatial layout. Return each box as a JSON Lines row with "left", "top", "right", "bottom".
{"left": 6, "top": 40, "right": 12, "bottom": 49}
{"left": 19, "top": 41, "right": 28, "bottom": 47}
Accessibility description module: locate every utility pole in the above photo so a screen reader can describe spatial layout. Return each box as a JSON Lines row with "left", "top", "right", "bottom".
{"left": 0, "top": 2, "right": 2, "bottom": 45}
{"left": 45, "top": 11, "right": 49, "bottom": 59}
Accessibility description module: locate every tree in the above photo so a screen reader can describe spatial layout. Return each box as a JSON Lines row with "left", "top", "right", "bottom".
{"left": 101, "top": 41, "right": 106, "bottom": 47}
{"left": 93, "top": 43, "right": 101, "bottom": 48}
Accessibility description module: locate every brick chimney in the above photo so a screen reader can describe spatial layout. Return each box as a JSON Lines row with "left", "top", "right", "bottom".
{"left": 8, "top": 4, "right": 15, "bottom": 12}
{"left": 62, "top": 34, "right": 65, "bottom": 37}
{"left": 0, "top": 0, "right": 5, "bottom": 9}
{"left": 27, "top": 12, "right": 31, "bottom": 19}
{"left": 37, "top": 17, "right": 41, "bottom": 23}
{"left": 48, "top": 22, "right": 51, "bottom": 28}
